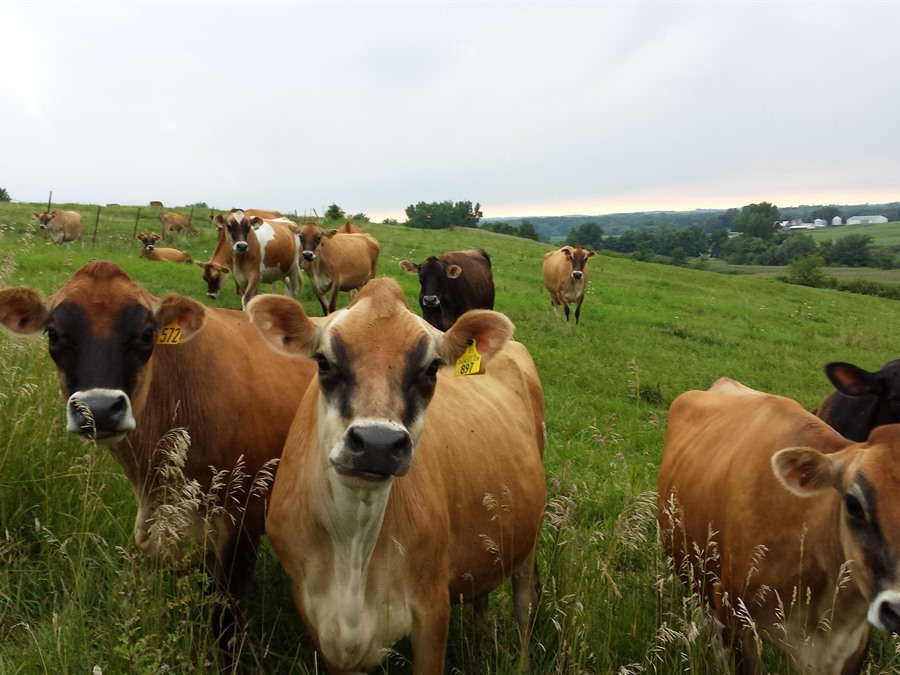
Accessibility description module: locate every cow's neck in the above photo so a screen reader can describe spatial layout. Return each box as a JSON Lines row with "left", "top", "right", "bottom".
{"left": 319, "top": 474, "right": 391, "bottom": 577}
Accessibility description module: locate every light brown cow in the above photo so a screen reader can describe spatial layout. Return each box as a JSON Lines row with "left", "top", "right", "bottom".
{"left": 137, "top": 232, "right": 192, "bottom": 263}
{"left": 248, "top": 278, "right": 546, "bottom": 673}
{"left": 195, "top": 220, "right": 231, "bottom": 299}
{"left": 541, "top": 245, "right": 596, "bottom": 324}
{"left": 336, "top": 221, "right": 364, "bottom": 234}
{"left": 212, "top": 210, "right": 301, "bottom": 310}
{"left": 33, "top": 210, "right": 84, "bottom": 247}
{"left": 0, "top": 260, "right": 316, "bottom": 648}
{"left": 149, "top": 200, "right": 163, "bottom": 207}
{"left": 159, "top": 210, "right": 196, "bottom": 237}
{"left": 296, "top": 221, "right": 379, "bottom": 315}
{"left": 241, "top": 208, "right": 284, "bottom": 220}
{"left": 658, "top": 377, "right": 900, "bottom": 675}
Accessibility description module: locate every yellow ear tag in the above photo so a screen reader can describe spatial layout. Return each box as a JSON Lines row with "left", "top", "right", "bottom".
{"left": 455, "top": 339, "right": 483, "bottom": 376}
{"left": 157, "top": 321, "right": 183, "bottom": 345}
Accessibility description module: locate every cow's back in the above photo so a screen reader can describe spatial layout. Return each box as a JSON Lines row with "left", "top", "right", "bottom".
{"left": 659, "top": 378, "right": 848, "bottom": 604}
{"left": 257, "top": 219, "right": 300, "bottom": 281}
{"left": 320, "top": 232, "right": 380, "bottom": 287}
{"left": 541, "top": 249, "right": 568, "bottom": 291}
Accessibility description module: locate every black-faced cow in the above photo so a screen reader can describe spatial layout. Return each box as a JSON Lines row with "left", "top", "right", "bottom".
{"left": 247, "top": 278, "right": 546, "bottom": 673}
{"left": 814, "top": 360, "right": 900, "bottom": 442}
{"left": 0, "top": 260, "right": 316, "bottom": 647}
{"left": 33, "top": 210, "right": 84, "bottom": 247}
{"left": 541, "top": 245, "right": 596, "bottom": 324}
{"left": 659, "top": 376, "right": 900, "bottom": 675}
{"left": 399, "top": 248, "right": 495, "bottom": 331}
{"left": 295, "top": 221, "right": 379, "bottom": 315}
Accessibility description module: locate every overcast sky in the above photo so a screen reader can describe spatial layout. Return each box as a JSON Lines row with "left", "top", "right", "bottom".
{"left": 3, "top": 1, "right": 899, "bottom": 222}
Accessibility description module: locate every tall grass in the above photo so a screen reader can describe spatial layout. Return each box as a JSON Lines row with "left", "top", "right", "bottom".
{"left": 1, "top": 201, "right": 900, "bottom": 672}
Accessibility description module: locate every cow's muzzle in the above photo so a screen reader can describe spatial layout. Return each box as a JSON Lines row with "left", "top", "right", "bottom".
{"left": 335, "top": 421, "right": 412, "bottom": 482}
{"left": 234, "top": 241, "right": 249, "bottom": 253}
{"left": 571, "top": 271, "right": 584, "bottom": 280}
{"left": 66, "top": 388, "right": 137, "bottom": 444}
{"left": 421, "top": 295, "right": 440, "bottom": 308}
{"left": 302, "top": 251, "right": 316, "bottom": 262}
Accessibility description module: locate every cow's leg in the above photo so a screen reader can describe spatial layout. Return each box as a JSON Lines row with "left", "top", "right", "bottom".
{"left": 208, "top": 531, "right": 260, "bottom": 652}
{"left": 410, "top": 595, "right": 451, "bottom": 675}
{"left": 328, "top": 286, "right": 340, "bottom": 314}
{"left": 511, "top": 549, "right": 541, "bottom": 672}
{"left": 574, "top": 299, "right": 583, "bottom": 325}
{"left": 241, "top": 275, "right": 262, "bottom": 311}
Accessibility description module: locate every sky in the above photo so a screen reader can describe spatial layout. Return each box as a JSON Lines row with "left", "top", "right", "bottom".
{"left": 3, "top": 1, "right": 900, "bottom": 223}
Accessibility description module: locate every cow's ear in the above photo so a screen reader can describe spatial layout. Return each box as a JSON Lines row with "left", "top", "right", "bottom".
{"left": 136, "top": 233, "right": 143, "bottom": 241}
{"left": 248, "top": 295, "right": 319, "bottom": 357}
{"left": 826, "top": 362, "right": 874, "bottom": 396}
{"left": 0, "top": 287, "right": 50, "bottom": 335}
{"left": 154, "top": 295, "right": 207, "bottom": 343}
{"left": 439, "top": 309, "right": 513, "bottom": 366}
{"left": 325, "top": 229, "right": 338, "bottom": 238}
{"left": 399, "top": 260, "right": 419, "bottom": 274}
{"left": 587, "top": 250, "right": 597, "bottom": 259}
{"left": 772, "top": 446, "right": 848, "bottom": 496}
{"left": 562, "top": 247, "right": 573, "bottom": 259}
{"left": 446, "top": 264, "right": 463, "bottom": 279}
{"left": 213, "top": 263, "right": 231, "bottom": 273}
{"left": 153, "top": 234, "right": 162, "bottom": 242}
{"left": 249, "top": 216, "right": 264, "bottom": 226}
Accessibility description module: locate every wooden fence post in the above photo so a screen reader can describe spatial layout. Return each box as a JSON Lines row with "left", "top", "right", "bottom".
{"left": 91, "top": 205, "right": 101, "bottom": 247}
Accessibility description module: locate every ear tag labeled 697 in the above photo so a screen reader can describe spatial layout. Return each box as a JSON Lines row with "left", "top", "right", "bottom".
{"left": 157, "top": 321, "right": 182, "bottom": 345}
{"left": 455, "top": 339, "right": 483, "bottom": 376}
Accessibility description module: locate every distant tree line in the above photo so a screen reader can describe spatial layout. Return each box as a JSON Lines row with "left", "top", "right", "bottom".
{"left": 405, "top": 201, "right": 482, "bottom": 230}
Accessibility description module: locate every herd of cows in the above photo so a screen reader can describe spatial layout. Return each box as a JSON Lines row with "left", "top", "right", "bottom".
{"left": 5, "top": 206, "right": 900, "bottom": 673}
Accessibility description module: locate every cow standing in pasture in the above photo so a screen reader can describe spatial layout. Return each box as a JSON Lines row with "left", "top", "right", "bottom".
{"left": 658, "top": 376, "right": 900, "bottom": 675}
{"left": 0, "top": 260, "right": 316, "bottom": 648}
{"left": 212, "top": 209, "right": 302, "bottom": 310}
{"left": 541, "top": 245, "right": 596, "bottom": 324}
{"left": 814, "top": 359, "right": 900, "bottom": 442}
{"left": 33, "top": 210, "right": 84, "bottom": 247}
{"left": 336, "top": 221, "right": 364, "bottom": 234}
{"left": 196, "top": 220, "right": 232, "bottom": 299}
{"left": 247, "top": 278, "right": 546, "bottom": 673}
{"left": 137, "top": 232, "right": 192, "bottom": 263}
{"left": 295, "top": 221, "right": 379, "bottom": 315}
{"left": 399, "top": 248, "right": 495, "bottom": 331}
{"left": 159, "top": 210, "right": 196, "bottom": 238}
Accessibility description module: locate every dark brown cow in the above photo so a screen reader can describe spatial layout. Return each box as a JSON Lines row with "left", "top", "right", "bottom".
{"left": 659, "top": 377, "right": 900, "bottom": 675}
{"left": 815, "top": 359, "right": 900, "bottom": 442}
{"left": 149, "top": 200, "right": 163, "bottom": 207}
{"left": 195, "top": 220, "right": 231, "bottom": 299}
{"left": 296, "top": 221, "right": 379, "bottom": 314}
{"left": 33, "top": 210, "right": 84, "bottom": 247}
{"left": 212, "top": 210, "right": 302, "bottom": 310}
{"left": 136, "top": 231, "right": 192, "bottom": 263}
{"left": 399, "top": 248, "right": 495, "bottom": 331}
{"left": 248, "top": 278, "right": 546, "bottom": 673}
{"left": 159, "top": 211, "right": 196, "bottom": 237}
{"left": 0, "top": 261, "right": 316, "bottom": 647}
{"left": 541, "top": 245, "right": 596, "bottom": 324}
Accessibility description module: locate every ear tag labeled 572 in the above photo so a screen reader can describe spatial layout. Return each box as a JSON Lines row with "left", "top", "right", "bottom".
{"left": 455, "top": 339, "right": 483, "bottom": 376}
{"left": 157, "top": 321, "right": 182, "bottom": 345}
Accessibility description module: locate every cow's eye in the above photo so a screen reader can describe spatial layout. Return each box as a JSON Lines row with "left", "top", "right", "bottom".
{"left": 425, "top": 359, "right": 442, "bottom": 380}
{"left": 46, "top": 327, "right": 59, "bottom": 346}
{"left": 315, "top": 354, "right": 331, "bottom": 375}
{"left": 844, "top": 493, "right": 866, "bottom": 522}
{"left": 142, "top": 327, "right": 155, "bottom": 345}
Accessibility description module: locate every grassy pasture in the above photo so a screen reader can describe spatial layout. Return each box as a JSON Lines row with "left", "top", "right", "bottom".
{"left": 1, "top": 202, "right": 900, "bottom": 672}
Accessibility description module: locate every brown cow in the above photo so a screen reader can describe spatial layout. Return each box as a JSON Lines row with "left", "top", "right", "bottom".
{"left": 137, "top": 232, "right": 192, "bottom": 263}
{"left": 296, "top": 221, "right": 379, "bottom": 314}
{"left": 541, "top": 245, "right": 597, "bottom": 324}
{"left": 0, "top": 261, "right": 316, "bottom": 647}
{"left": 195, "top": 220, "right": 232, "bottom": 299}
{"left": 33, "top": 210, "right": 84, "bottom": 247}
{"left": 212, "top": 210, "right": 302, "bottom": 310}
{"left": 337, "top": 221, "right": 364, "bottom": 234}
{"left": 399, "top": 249, "right": 495, "bottom": 331}
{"left": 159, "top": 211, "right": 196, "bottom": 237}
{"left": 149, "top": 200, "right": 163, "bottom": 207}
{"left": 247, "top": 278, "right": 546, "bottom": 673}
{"left": 658, "top": 377, "right": 900, "bottom": 675}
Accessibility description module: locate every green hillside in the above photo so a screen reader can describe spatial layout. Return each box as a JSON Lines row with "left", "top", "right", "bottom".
{"left": 1, "top": 202, "right": 899, "bottom": 672}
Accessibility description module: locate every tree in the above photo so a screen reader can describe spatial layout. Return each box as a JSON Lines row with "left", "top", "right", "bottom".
{"left": 405, "top": 201, "right": 481, "bottom": 230}
{"left": 0, "top": 187, "right": 10, "bottom": 202}
{"left": 775, "top": 233, "right": 817, "bottom": 264}
{"left": 733, "top": 202, "right": 781, "bottom": 240}
{"left": 325, "top": 204, "right": 345, "bottom": 221}
{"left": 827, "top": 234, "right": 873, "bottom": 267}
{"left": 565, "top": 222, "right": 603, "bottom": 249}
{"left": 787, "top": 255, "right": 828, "bottom": 287}
{"left": 811, "top": 205, "right": 842, "bottom": 222}
{"left": 517, "top": 220, "right": 540, "bottom": 241}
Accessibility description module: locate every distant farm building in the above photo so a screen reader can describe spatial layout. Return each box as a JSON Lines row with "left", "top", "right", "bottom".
{"left": 832, "top": 216, "right": 843, "bottom": 226}
{"left": 847, "top": 215, "right": 888, "bottom": 224}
